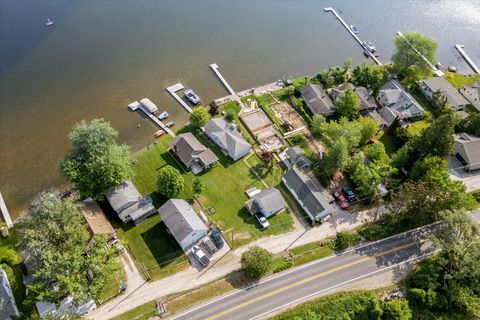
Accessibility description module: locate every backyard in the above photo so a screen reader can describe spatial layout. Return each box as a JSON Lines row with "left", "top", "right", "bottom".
{"left": 124, "top": 129, "right": 293, "bottom": 277}
{"left": 406, "top": 120, "right": 429, "bottom": 136}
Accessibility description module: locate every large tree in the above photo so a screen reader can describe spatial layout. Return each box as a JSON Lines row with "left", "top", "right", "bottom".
{"left": 351, "top": 62, "right": 386, "bottom": 95}
{"left": 430, "top": 89, "right": 449, "bottom": 118}
{"left": 189, "top": 106, "right": 211, "bottom": 129}
{"left": 335, "top": 88, "right": 360, "bottom": 120}
{"left": 241, "top": 246, "right": 272, "bottom": 279}
{"left": 59, "top": 119, "right": 132, "bottom": 200}
{"left": 410, "top": 113, "right": 455, "bottom": 162}
{"left": 456, "top": 113, "right": 480, "bottom": 137}
{"left": 157, "top": 165, "right": 184, "bottom": 198}
{"left": 358, "top": 116, "right": 379, "bottom": 145}
{"left": 407, "top": 209, "right": 480, "bottom": 318}
{"left": 18, "top": 192, "right": 119, "bottom": 302}
{"left": 392, "top": 32, "right": 438, "bottom": 74}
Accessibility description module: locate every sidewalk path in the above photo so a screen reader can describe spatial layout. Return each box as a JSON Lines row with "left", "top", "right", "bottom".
{"left": 88, "top": 208, "right": 381, "bottom": 320}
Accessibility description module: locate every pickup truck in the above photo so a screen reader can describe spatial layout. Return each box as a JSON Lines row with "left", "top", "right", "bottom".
{"left": 192, "top": 245, "right": 210, "bottom": 267}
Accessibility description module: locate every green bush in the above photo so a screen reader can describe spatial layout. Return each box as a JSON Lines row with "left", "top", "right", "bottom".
{"left": 333, "top": 232, "right": 360, "bottom": 250}
{"left": 0, "top": 248, "right": 21, "bottom": 266}
{"left": 225, "top": 109, "right": 238, "bottom": 122}
{"left": 382, "top": 299, "right": 412, "bottom": 320}
{"left": 0, "top": 263, "right": 18, "bottom": 294}
{"left": 271, "top": 256, "right": 293, "bottom": 273}
{"left": 241, "top": 246, "right": 273, "bottom": 279}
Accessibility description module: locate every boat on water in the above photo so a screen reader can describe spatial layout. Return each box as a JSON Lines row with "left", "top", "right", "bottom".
{"left": 154, "top": 130, "right": 166, "bottom": 138}
{"left": 46, "top": 19, "right": 54, "bottom": 26}
{"left": 165, "top": 121, "right": 175, "bottom": 128}
{"left": 362, "top": 40, "right": 376, "bottom": 53}
{"left": 185, "top": 89, "right": 201, "bottom": 105}
{"left": 350, "top": 25, "right": 359, "bottom": 34}
{"left": 158, "top": 111, "right": 169, "bottom": 120}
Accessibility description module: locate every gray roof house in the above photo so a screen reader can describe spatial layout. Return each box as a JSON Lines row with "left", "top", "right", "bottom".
{"left": 282, "top": 167, "right": 331, "bottom": 223}
{"left": 418, "top": 77, "right": 469, "bottom": 111}
{"left": 299, "top": 84, "right": 336, "bottom": 116}
{"left": 454, "top": 133, "right": 480, "bottom": 172}
{"left": 106, "top": 181, "right": 156, "bottom": 225}
{"left": 0, "top": 267, "right": 19, "bottom": 320}
{"left": 203, "top": 118, "right": 251, "bottom": 161}
{"left": 286, "top": 146, "right": 311, "bottom": 169}
{"left": 377, "top": 81, "right": 425, "bottom": 124}
{"left": 170, "top": 133, "right": 219, "bottom": 174}
{"left": 330, "top": 83, "right": 377, "bottom": 111}
{"left": 245, "top": 188, "right": 285, "bottom": 218}
{"left": 36, "top": 296, "right": 96, "bottom": 319}
{"left": 460, "top": 80, "right": 480, "bottom": 112}
{"left": 159, "top": 199, "right": 208, "bottom": 250}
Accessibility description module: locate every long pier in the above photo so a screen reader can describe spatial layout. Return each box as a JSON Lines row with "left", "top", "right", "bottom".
{"left": 210, "top": 63, "right": 236, "bottom": 95}
{"left": 0, "top": 192, "right": 14, "bottom": 228}
{"left": 323, "top": 7, "right": 383, "bottom": 66}
{"left": 396, "top": 31, "right": 444, "bottom": 77}
{"left": 166, "top": 83, "right": 193, "bottom": 113}
{"left": 455, "top": 44, "right": 480, "bottom": 74}
{"left": 130, "top": 101, "right": 175, "bottom": 137}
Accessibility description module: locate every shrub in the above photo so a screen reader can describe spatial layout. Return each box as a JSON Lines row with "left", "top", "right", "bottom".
{"left": 334, "top": 232, "right": 360, "bottom": 250}
{"left": 0, "top": 263, "right": 18, "bottom": 293}
{"left": 271, "top": 256, "right": 293, "bottom": 273}
{"left": 382, "top": 299, "right": 412, "bottom": 320}
{"left": 241, "top": 246, "right": 273, "bottom": 279}
{"left": 0, "top": 248, "right": 21, "bottom": 266}
{"left": 225, "top": 109, "right": 238, "bottom": 122}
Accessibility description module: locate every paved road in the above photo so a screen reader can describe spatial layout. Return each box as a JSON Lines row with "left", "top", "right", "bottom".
{"left": 170, "top": 227, "right": 438, "bottom": 320}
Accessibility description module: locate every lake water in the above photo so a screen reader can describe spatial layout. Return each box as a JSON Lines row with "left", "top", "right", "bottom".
{"left": 1, "top": 0, "right": 480, "bottom": 219}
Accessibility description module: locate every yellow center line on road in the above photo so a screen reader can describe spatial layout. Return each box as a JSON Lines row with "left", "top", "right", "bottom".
{"left": 206, "top": 240, "right": 425, "bottom": 320}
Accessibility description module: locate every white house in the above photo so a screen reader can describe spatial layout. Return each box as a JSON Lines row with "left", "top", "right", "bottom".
{"left": 159, "top": 199, "right": 208, "bottom": 250}
{"left": 418, "top": 77, "right": 469, "bottom": 111}
{"left": 460, "top": 81, "right": 480, "bottom": 112}
{"left": 203, "top": 118, "right": 251, "bottom": 161}
{"left": 377, "top": 80, "right": 425, "bottom": 122}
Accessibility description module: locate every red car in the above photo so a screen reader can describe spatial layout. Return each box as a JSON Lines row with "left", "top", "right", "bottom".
{"left": 333, "top": 191, "right": 350, "bottom": 209}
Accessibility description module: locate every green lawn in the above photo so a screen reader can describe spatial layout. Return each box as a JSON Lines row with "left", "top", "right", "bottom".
{"left": 375, "top": 131, "right": 398, "bottom": 156}
{"left": 407, "top": 120, "right": 429, "bottom": 136}
{"left": 444, "top": 71, "right": 480, "bottom": 89}
{"left": 127, "top": 130, "right": 293, "bottom": 271}
{"left": 112, "top": 214, "right": 189, "bottom": 281}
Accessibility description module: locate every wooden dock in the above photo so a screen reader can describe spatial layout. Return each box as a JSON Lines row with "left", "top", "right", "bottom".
{"left": 131, "top": 101, "right": 175, "bottom": 137}
{"left": 455, "top": 44, "right": 480, "bottom": 74}
{"left": 396, "top": 31, "right": 444, "bottom": 77}
{"left": 210, "top": 63, "right": 236, "bottom": 95}
{"left": 0, "top": 192, "right": 14, "bottom": 228}
{"left": 323, "top": 7, "right": 383, "bottom": 66}
{"left": 166, "top": 83, "right": 193, "bottom": 113}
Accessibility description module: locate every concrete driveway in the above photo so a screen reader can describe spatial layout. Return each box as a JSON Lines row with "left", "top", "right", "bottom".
{"left": 449, "top": 156, "right": 480, "bottom": 192}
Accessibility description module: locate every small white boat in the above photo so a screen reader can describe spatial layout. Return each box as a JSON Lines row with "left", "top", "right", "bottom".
{"left": 350, "top": 25, "right": 359, "bottom": 34}
{"left": 165, "top": 121, "right": 175, "bottom": 128}
{"left": 158, "top": 111, "right": 169, "bottom": 120}
{"left": 46, "top": 19, "right": 54, "bottom": 26}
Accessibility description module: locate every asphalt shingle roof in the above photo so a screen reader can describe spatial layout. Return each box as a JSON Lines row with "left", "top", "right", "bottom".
{"left": 300, "top": 84, "right": 335, "bottom": 115}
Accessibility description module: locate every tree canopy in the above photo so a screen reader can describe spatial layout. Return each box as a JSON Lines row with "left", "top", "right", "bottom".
{"left": 351, "top": 62, "right": 386, "bottom": 96}
{"left": 59, "top": 119, "right": 132, "bottom": 200}
{"left": 392, "top": 32, "right": 438, "bottom": 74}
{"left": 189, "top": 106, "right": 211, "bottom": 129}
{"left": 241, "top": 246, "right": 272, "bottom": 278}
{"left": 335, "top": 88, "right": 360, "bottom": 120}
{"left": 192, "top": 177, "right": 205, "bottom": 196}
{"left": 157, "top": 165, "right": 184, "bottom": 198}
{"left": 17, "top": 192, "right": 118, "bottom": 302}
{"left": 456, "top": 113, "right": 480, "bottom": 137}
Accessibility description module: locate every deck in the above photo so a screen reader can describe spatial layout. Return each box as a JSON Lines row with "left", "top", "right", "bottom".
{"left": 166, "top": 83, "right": 193, "bottom": 113}
{"left": 210, "top": 63, "right": 236, "bottom": 95}
{"left": 455, "top": 44, "right": 480, "bottom": 74}
{"left": 323, "top": 7, "right": 383, "bottom": 66}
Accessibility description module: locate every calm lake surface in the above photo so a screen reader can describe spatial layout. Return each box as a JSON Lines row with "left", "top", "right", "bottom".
{"left": 1, "top": 0, "right": 480, "bottom": 219}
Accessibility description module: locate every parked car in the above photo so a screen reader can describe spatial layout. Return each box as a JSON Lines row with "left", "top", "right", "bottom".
{"left": 203, "top": 238, "right": 217, "bottom": 254}
{"left": 342, "top": 186, "right": 355, "bottom": 202}
{"left": 255, "top": 213, "right": 270, "bottom": 229}
{"left": 192, "top": 245, "right": 210, "bottom": 267}
{"left": 333, "top": 191, "right": 349, "bottom": 209}
{"left": 210, "top": 228, "right": 225, "bottom": 248}
{"left": 111, "top": 239, "right": 125, "bottom": 254}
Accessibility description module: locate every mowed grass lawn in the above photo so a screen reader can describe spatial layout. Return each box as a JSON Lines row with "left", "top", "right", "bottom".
{"left": 407, "top": 120, "right": 429, "bottom": 136}
{"left": 125, "top": 130, "right": 293, "bottom": 276}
